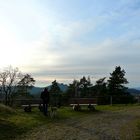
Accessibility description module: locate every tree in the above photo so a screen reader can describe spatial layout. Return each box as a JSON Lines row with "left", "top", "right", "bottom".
{"left": 92, "top": 77, "right": 109, "bottom": 104}
{"left": 67, "top": 80, "right": 80, "bottom": 98}
{"left": 107, "top": 66, "right": 128, "bottom": 95}
{"left": 49, "top": 80, "right": 62, "bottom": 106}
{"left": 94, "top": 77, "right": 107, "bottom": 96}
{"left": 17, "top": 74, "right": 35, "bottom": 98}
{"left": 79, "top": 76, "right": 92, "bottom": 97}
{"left": 0, "top": 66, "right": 22, "bottom": 105}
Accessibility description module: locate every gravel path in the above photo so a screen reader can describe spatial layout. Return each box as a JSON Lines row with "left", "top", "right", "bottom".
{"left": 18, "top": 106, "right": 140, "bottom": 140}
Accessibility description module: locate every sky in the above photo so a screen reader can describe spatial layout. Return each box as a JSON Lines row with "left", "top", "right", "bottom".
{"left": 0, "top": 0, "right": 140, "bottom": 87}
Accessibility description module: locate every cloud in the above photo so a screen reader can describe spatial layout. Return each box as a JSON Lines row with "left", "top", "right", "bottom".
{"left": 30, "top": 29, "right": 140, "bottom": 86}
{"left": 0, "top": 0, "right": 140, "bottom": 87}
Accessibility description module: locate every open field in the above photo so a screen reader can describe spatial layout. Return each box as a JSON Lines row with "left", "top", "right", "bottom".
{"left": 0, "top": 104, "right": 140, "bottom": 140}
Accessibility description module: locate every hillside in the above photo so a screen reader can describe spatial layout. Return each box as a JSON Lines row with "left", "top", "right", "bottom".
{"left": 30, "top": 85, "right": 140, "bottom": 95}
{"left": 30, "top": 83, "right": 68, "bottom": 95}
{"left": 127, "top": 88, "right": 140, "bottom": 95}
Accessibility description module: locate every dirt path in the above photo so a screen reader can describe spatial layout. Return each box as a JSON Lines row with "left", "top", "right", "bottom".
{"left": 18, "top": 106, "right": 140, "bottom": 140}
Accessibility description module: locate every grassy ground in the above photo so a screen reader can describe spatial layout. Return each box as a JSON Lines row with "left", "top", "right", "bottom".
{"left": 0, "top": 104, "right": 51, "bottom": 140}
{"left": 0, "top": 104, "right": 140, "bottom": 140}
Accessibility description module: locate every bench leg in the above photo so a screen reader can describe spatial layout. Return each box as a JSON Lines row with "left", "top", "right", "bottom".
{"left": 88, "top": 105, "right": 95, "bottom": 111}
{"left": 24, "top": 105, "right": 32, "bottom": 112}
{"left": 73, "top": 104, "right": 81, "bottom": 111}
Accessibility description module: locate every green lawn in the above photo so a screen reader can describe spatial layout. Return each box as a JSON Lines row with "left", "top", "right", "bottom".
{"left": 0, "top": 104, "right": 51, "bottom": 140}
{"left": 0, "top": 104, "right": 140, "bottom": 140}
{"left": 0, "top": 104, "right": 88, "bottom": 139}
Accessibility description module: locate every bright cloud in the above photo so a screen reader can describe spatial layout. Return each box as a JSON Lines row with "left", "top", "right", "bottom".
{"left": 0, "top": 0, "right": 140, "bottom": 87}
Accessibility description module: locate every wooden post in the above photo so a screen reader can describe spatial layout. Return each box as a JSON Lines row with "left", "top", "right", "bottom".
{"left": 75, "top": 82, "right": 77, "bottom": 97}
{"left": 138, "top": 95, "right": 140, "bottom": 104}
{"left": 110, "top": 96, "right": 112, "bottom": 106}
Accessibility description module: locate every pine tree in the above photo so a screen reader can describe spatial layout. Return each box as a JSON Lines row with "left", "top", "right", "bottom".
{"left": 50, "top": 80, "right": 61, "bottom": 94}
{"left": 94, "top": 77, "right": 107, "bottom": 96}
{"left": 79, "top": 76, "right": 92, "bottom": 97}
{"left": 67, "top": 80, "right": 79, "bottom": 97}
{"left": 49, "top": 80, "right": 61, "bottom": 106}
{"left": 108, "top": 66, "right": 128, "bottom": 95}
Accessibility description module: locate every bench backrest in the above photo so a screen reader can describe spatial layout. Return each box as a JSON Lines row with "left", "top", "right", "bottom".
{"left": 15, "top": 99, "right": 42, "bottom": 106}
{"left": 69, "top": 98, "right": 97, "bottom": 104}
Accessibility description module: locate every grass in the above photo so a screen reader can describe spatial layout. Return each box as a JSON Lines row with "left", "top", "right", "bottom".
{"left": 96, "top": 103, "right": 140, "bottom": 111}
{"left": 0, "top": 103, "right": 16, "bottom": 114}
{"left": 57, "top": 106, "right": 97, "bottom": 119}
{"left": 0, "top": 104, "right": 52, "bottom": 140}
{"left": 135, "top": 120, "right": 140, "bottom": 140}
{"left": 0, "top": 103, "right": 140, "bottom": 140}
{"left": 0, "top": 104, "right": 96, "bottom": 139}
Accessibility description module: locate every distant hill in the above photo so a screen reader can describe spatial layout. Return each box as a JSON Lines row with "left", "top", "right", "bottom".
{"left": 127, "top": 88, "right": 140, "bottom": 95}
{"left": 58, "top": 83, "right": 68, "bottom": 92}
{"left": 29, "top": 85, "right": 140, "bottom": 96}
{"left": 29, "top": 87, "right": 44, "bottom": 95}
{"left": 30, "top": 83, "right": 68, "bottom": 95}
{"left": 135, "top": 87, "right": 140, "bottom": 90}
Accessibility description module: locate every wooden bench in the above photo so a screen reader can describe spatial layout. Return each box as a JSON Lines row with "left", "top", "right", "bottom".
{"left": 21, "top": 104, "right": 58, "bottom": 117}
{"left": 21, "top": 104, "right": 40, "bottom": 112}
{"left": 69, "top": 98, "right": 97, "bottom": 111}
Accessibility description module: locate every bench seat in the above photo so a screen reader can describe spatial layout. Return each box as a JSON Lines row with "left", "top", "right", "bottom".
{"left": 21, "top": 104, "right": 40, "bottom": 107}
{"left": 70, "top": 104, "right": 97, "bottom": 106}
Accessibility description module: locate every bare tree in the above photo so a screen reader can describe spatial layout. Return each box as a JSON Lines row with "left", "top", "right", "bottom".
{"left": 0, "top": 66, "right": 22, "bottom": 105}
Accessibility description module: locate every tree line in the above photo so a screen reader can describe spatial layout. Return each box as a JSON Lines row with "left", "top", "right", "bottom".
{"left": 45, "top": 66, "right": 135, "bottom": 105}
{"left": 66, "top": 66, "right": 134, "bottom": 104}
{"left": 0, "top": 66, "right": 135, "bottom": 106}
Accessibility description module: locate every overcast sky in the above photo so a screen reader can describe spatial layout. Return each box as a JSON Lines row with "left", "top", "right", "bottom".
{"left": 0, "top": 0, "right": 140, "bottom": 87}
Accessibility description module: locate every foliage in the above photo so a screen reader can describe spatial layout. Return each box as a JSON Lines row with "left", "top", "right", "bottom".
{"left": 49, "top": 80, "right": 61, "bottom": 94}
{"left": 0, "top": 66, "right": 22, "bottom": 105}
{"left": 66, "top": 66, "right": 135, "bottom": 104}
{"left": 67, "top": 76, "right": 92, "bottom": 98}
{"left": 78, "top": 76, "right": 92, "bottom": 97}
{"left": 60, "top": 93, "right": 70, "bottom": 105}
{"left": 67, "top": 80, "right": 79, "bottom": 98}
{"left": 49, "top": 80, "right": 62, "bottom": 106}
{"left": 0, "top": 66, "right": 36, "bottom": 105}
{"left": 93, "top": 77, "right": 107, "bottom": 96}
{"left": 107, "top": 66, "right": 128, "bottom": 95}
{"left": 16, "top": 74, "right": 35, "bottom": 98}
{"left": 106, "top": 66, "right": 134, "bottom": 104}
